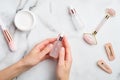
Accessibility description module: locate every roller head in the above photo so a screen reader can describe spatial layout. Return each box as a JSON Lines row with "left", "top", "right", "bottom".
{"left": 83, "top": 33, "right": 97, "bottom": 45}
{"left": 106, "top": 8, "right": 116, "bottom": 17}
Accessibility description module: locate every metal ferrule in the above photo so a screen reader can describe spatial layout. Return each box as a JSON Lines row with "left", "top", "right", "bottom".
{"left": 105, "top": 15, "right": 110, "bottom": 19}
{"left": 92, "top": 31, "right": 97, "bottom": 35}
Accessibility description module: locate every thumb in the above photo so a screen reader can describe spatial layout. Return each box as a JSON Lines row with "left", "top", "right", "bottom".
{"left": 58, "top": 47, "right": 65, "bottom": 65}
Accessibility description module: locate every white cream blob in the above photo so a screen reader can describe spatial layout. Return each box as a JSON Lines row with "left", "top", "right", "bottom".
{"left": 14, "top": 11, "right": 35, "bottom": 31}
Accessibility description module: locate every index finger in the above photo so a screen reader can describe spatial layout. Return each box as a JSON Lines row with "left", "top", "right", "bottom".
{"left": 36, "top": 38, "right": 56, "bottom": 51}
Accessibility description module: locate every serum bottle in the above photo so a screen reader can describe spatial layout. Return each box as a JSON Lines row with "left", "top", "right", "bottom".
{"left": 49, "top": 34, "right": 63, "bottom": 59}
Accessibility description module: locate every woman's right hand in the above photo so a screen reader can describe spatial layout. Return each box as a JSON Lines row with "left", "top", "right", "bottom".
{"left": 56, "top": 36, "right": 72, "bottom": 80}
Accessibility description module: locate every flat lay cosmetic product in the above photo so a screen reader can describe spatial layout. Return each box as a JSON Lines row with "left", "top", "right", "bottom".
{"left": 49, "top": 34, "right": 63, "bottom": 59}
{"left": 14, "top": 10, "right": 36, "bottom": 31}
{"left": 105, "top": 43, "right": 115, "bottom": 61}
{"left": 97, "top": 60, "right": 112, "bottom": 74}
{"left": 83, "top": 8, "right": 116, "bottom": 45}
{"left": 0, "top": 19, "right": 16, "bottom": 52}
{"left": 68, "top": 6, "right": 84, "bottom": 31}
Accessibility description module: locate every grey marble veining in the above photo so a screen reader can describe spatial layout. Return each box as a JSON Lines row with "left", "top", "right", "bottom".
{"left": 0, "top": 0, "right": 120, "bottom": 80}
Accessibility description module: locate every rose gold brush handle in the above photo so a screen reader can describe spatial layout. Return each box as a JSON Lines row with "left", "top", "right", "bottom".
{"left": 3, "top": 30, "right": 16, "bottom": 51}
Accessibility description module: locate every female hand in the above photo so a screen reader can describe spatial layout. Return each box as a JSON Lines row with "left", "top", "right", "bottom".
{"left": 0, "top": 38, "right": 56, "bottom": 80}
{"left": 21, "top": 38, "right": 56, "bottom": 67}
{"left": 56, "top": 36, "right": 72, "bottom": 80}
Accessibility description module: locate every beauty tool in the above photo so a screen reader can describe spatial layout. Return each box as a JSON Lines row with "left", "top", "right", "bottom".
{"left": 105, "top": 43, "right": 115, "bottom": 61}
{"left": 97, "top": 59, "right": 112, "bottom": 74}
{"left": 49, "top": 34, "right": 63, "bottom": 59}
{"left": 83, "top": 8, "right": 116, "bottom": 45}
{"left": 68, "top": 6, "right": 84, "bottom": 31}
{"left": 0, "top": 19, "right": 16, "bottom": 51}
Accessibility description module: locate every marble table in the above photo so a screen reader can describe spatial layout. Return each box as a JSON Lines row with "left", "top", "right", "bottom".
{"left": 0, "top": 0, "right": 120, "bottom": 80}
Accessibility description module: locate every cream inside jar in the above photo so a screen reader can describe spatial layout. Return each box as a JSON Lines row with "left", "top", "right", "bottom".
{"left": 14, "top": 10, "right": 35, "bottom": 31}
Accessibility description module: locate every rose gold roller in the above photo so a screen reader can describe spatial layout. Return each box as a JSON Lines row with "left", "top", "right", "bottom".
{"left": 83, "top": 8, "right": 116, "bottom": 45}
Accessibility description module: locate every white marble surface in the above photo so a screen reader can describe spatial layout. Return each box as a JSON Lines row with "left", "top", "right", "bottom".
{"left": 0, "top": 0, "right": 120, "bottom": 80}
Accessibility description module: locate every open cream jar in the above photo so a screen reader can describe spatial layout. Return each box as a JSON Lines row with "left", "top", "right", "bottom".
{"left": 14, "top": 10, "right": 36, "bottom": 31}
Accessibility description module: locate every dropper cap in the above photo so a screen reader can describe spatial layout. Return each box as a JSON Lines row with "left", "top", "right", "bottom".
{"left": 57, "top": 34, "right": 64, "bottom": 41}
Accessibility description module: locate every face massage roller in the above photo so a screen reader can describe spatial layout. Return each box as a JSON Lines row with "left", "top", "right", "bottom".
{"left": 83, "top": 8, "right": 116, "bottom": 45}
{"left": 0, "top": 19, "right": 16, "bottom": 51}
{"left": 49, "top": 34, "right": 63, "bottom": 59}
{"left": 68, "top": 6, "right": 84, "bottom": 31}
